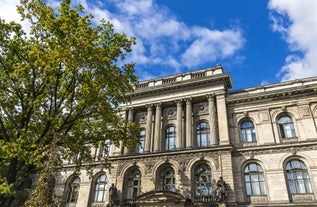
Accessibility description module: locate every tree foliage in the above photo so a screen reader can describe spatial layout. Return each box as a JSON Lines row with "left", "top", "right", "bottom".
{"left": 0, "top": 0, "right": 138, "bottom": 206}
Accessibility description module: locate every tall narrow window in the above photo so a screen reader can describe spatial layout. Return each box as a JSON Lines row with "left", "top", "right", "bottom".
{"left": 194, "top": 164, "right": 212, "bottom": 196}
{"left": 241, "top": 120, "right": 256, "bottom": 142}
{"left": 98, "top": 140, "right": 111, "bottom": 159}
{"left": 93, "top": 174, "right": 107, "bottom": 202}
{"left": 278, "top": 115, "right": 296, "bottom": 138}
{"left": 196, "top": 122, "right": 211, "bottom": 147}
{"left": 126, "top": 169, "right": 141, "bottom": 199}
{"left": 285, "top": 159, "right": 312, "bottom": 194}
{"left": 136, "top": 129, "right": 145, "bottom": 153}
{"left": 159, "top": 166, "right": 175, "bottom": 192}
{"left": 65, "top": 176, "right": 80, "bottom": 203}
{"left": 244, "top": 163, "right": 266, "bottom": 196}
{"left": 165, "top": 126, "right": 176, "bottom": 151}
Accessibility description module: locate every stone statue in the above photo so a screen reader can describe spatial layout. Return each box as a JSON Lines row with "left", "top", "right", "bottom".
{"left": 214, "top": 176, "right": 228, "bottom": 202}
{"left": 109, "top": 183, "right": 118, "bottom": 206}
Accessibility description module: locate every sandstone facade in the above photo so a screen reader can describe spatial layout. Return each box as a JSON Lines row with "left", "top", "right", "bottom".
{"left": 56, "top": 65, "right": 317, "bottom": 207}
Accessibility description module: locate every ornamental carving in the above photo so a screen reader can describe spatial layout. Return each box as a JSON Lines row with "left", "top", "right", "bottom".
{"left": 135, "top": 111, "right": 147, "bottom": 123}
{"left": 163, "top": 107, "right": 177, "bottom": 119}
{"left": 193, "top": 102, "right": 208, "bottom": 115}
{"left": 236, "top": 144, "right": 317, "bottom": 157}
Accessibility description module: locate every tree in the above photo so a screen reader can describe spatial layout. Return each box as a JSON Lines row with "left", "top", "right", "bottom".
{"left": 0, "top": 0, "right": 138, "bottom": 206}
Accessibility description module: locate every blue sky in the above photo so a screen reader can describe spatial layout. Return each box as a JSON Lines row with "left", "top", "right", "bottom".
{"left": 1, "top": 0, "right": 317, "bottom": 90}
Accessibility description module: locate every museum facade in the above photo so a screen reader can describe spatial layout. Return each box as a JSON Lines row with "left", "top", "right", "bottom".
{"left": 55, "top": 64, "right": 317, "bottom": 207}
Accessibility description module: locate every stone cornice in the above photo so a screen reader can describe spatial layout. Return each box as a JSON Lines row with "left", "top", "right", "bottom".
{"left": 129, "top": 70, "right": 232, "bottom": 98}
{"left": 234, "top": 140, "right": 317, "bottom": 157}
{"left": 108, "top": 145, "right": 233, "bottom": 162}
{"left": 227, "top": 82, "right": 317, "bottom": 104}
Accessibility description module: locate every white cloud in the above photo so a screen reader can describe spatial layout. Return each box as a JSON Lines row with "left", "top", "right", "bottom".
{"left": 0, "top": 0, "right": 32, "bottom": 34}
{"left": 0, "top": 0, "right": 20, "bottom": 23}
{"left": 268, "top": 0, "right": 317, "bottom": 81}
{"left": 181, "top": 27, "right": 244, "bottom": 68}
{"left": 0, "top": 0, "right": 245, "bottom": 78}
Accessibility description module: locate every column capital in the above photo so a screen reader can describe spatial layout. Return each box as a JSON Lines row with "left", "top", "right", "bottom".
{"left": 206, "top": 93, "right": 215, "bottom": 101}
{"left": 175, "top": 99, "right": 183, "bottom": 106}
{"left": 146, "top": 104, "right": 153, "bottom": 109}
{"left": 184, "top": 97, "right": 192, "bottom": 104}
{"left": 155, "top": 102, "right": 162, "bottom": 108}
{"left": 127, "top": 107, "right": 134, "bottom": 111}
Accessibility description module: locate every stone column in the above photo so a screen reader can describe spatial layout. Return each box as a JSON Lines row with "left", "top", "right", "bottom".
{"left": 124, "top": 107, "right": 134, "bottom": 154}
{"left": 216, "top": 93, "right": 230, "bottom": 144}
{"left": 176, "top": 99, "right": 183, "bottom": 149}
{"left": 185, "top": 98, "right": 192, "bottom": 148}
{"left": 154, "top": 103, "right": 162, "bottom": 152}
{"left": 207, "top": 94, "right": 218, "bottom": 145}
{"left": 145, "top": 104, "right": 153, "bottom": 152}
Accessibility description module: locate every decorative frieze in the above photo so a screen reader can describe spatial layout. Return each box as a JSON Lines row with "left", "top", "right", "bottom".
{"left": 236, "top": 143, "right": 317, "bottom": 157}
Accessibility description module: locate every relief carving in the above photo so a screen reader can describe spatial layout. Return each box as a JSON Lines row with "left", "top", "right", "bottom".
{"left": 259, "top": 111, "right": 269, "bottom": 122}
{"left": 163, "top": 107, "right": 177, "bottom": 119}
{"left": 193, "top": 102, "right": 208, "bottom": 115}
{"left": 135, "top": 111, "right": 147, "bottom": 123}
{"left": 298, "top": 106, "right": 310, "bottom": 118}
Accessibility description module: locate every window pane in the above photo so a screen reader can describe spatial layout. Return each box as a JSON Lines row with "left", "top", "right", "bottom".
{"left": 260, "top": 182, "right": 266, "bottom": 194}
{"left": 241, "top": 120, "right": 256, "bottom": 143}
{"left": 194, "top": 164, "right": 212, "bottom": 196}
{"left": 126, "top": 170, "right": 141, "bottom": 199}
{"left": 196, "top": 122, "right": 210, "bottom": 147}
{"left": 285, "top": 160, "right": 312, "bottom": 194}
{"left": 246, "top": 183, "right": 252, "bottom": 195}
{"left": 244, "top": 163, "right": 266, "bottom": 196}
{"left": 252, "top": 182, "right": 260, "bottom": 195}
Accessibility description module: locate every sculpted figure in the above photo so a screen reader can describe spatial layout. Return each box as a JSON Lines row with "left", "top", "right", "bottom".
{"left": 109, "top": 184, "right": 118, "bottom": 206}
{"left": 214, "top": 176, "right": 228, "bottom": 202}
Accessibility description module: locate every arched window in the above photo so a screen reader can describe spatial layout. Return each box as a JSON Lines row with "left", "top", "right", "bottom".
{"left": 136, "top": 129, "right": 145, "bottom": 153}
{"left": 159, "top": 166, "right": 175, "bottom": 192}
{"left": 165, "top": 126, "right": 176, "bottom": 151}
{"left": 196, "top": 122, "right": 211, "bottom": 147}
{"left": 92, "top": 174, "right": 107, "bottom": 202}
{"left": 244, "top": 163, "right": 266, "bottom": 196}
{"left": 278, "top": 115, "right": 296, "bottom": 138}
{"left": 285, "top": 159, "right": 312, "bottom": 194}
{"left": 126, "top": 169, "right": 141, "bottom": 199}
{"left": 194, "top": 164, "right": 212, "bottom": 196}
{"left": 240, "top": 120, "right": 256, "bottom": 142}
{"left": 65, "top": 176, "right": 80, "bottom": 203}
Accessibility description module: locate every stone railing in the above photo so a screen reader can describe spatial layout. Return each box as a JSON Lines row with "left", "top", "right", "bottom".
{"left": 135, "top": 66, "right": 224, "bottom": 90}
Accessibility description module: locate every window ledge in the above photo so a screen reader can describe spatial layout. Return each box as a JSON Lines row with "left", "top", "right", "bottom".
{"left": 292, "top": 194, "right": 314, "bottom": 202}
{"left": 282, "top": 137, "right": 298, "bottom": 143}
{"left": 242, "top": 142, "right": 257, "bottom": 147}
{"left": 247, "top": 195, "right": 267, "bottom": 203}
{"left": 91, "top": 203, "right": 106, "bottom": 207}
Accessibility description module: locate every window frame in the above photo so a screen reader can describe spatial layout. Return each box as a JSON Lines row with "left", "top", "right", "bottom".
{"left": 126, "top": 169, "right": 142, "bottom": 199}
{"left": 194, "top": 163, "right": 213, "bottom": 197}
{"left": 285, "top": 159, "right": 313, "bottom": 194}
{"left": 92, "top": 174, "right": 108, "bottom": 203}
{"left": 65, "top": 176, "right": 80, "bottom": 204}
{"left": 159, "top": 166, "right": 176, "bottom": 192}
{"left": 196, "top": 121, "right": 211, "bottom": 148}
{"left": 135, "top": 128, "right": 145, "bottom": 153}
{"left": 240, "top": 120, "right": 257, "bottom": 143}
{"left": 277, "top": 114, "right": 296, "bottom": 138}
{"left": 165, "top": 125, "right": 176, "bottom": 151}
{"left": 244, "top": 163, "right": 266, "bottom": 196}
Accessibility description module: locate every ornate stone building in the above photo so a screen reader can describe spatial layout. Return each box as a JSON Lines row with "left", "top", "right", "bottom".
{"left": 55, "top": 64, "right": 317, "bottom": 207}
